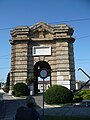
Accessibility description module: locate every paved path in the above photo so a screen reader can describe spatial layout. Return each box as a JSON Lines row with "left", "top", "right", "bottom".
{"left": 43, "top": 106, "right": 90, "bottom": 117}
{"left": 0, "top": 92, "right": 90, "bottom": 119}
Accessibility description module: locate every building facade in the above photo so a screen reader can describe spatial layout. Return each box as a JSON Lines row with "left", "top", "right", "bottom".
{"left": 10, "top": 22, "right": 76, "bottom": 94}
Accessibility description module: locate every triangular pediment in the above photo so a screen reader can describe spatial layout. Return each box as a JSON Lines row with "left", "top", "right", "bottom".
{"left": 30, "top": 22, "right": 54, "bottom": 39}
{"left": 10, "top": 22, "right": 74, "bottom": 41}
{"left": 30, "top": 22, "right": 54, "bottom": 33}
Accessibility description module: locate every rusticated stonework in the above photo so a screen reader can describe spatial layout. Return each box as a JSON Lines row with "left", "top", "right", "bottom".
{"left": 10, "top": 22, "right": 76, "bottom": 92}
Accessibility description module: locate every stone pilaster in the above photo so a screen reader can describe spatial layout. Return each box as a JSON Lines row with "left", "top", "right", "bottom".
{"left": 10, "top": 22, "right": 76, "bottom": 92}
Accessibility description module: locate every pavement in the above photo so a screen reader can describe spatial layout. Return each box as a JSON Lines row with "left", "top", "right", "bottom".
{"left": 0, "top": 91, "right": 90, "bottom": 120}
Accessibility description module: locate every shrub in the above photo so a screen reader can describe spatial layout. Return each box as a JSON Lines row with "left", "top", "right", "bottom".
{"left": 3, "top": 85, "right": 9, "bottom": 93}
{"left": 83, "top": 94, "right": 90, "bottom": 100}
{"left": 74, "top": 90, "right": 90, "bottom": 101}
{"left": 82, "top": 90, "right": 90, "bottom": 100}
{"left": 13, "top": 83, "right": 29, "bottom": 97}
{"left": 73, "top": 96, "right": 83, "bottom": 103}
{"left": 44, "top": 85, "right": 74, "bottom": 104}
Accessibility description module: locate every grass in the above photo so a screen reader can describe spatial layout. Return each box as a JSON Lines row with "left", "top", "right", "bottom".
{"left": 43, "top": 115, "right": 90, "bottom": 120}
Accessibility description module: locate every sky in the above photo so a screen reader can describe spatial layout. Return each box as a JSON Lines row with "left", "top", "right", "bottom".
{"left": 0, "top": 0, "right": 90, "bottom": 82}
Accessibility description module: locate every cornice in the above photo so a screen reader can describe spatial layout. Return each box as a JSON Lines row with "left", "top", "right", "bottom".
{"left": 10, "top": 22, "right": 75, "bottom": 43}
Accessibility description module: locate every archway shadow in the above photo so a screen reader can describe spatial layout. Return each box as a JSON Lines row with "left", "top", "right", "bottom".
{"left": 34, "top": 61, "right": 51, "bottom": 94}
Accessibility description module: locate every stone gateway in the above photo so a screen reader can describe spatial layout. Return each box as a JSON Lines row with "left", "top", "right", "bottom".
{"left": 10, "top": 22, "right": 76, "bottom": 94}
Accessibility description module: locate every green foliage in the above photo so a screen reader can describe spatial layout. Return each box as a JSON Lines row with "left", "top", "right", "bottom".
{"left": 13, "top": 83, "right": 29, "bottom": 97}
{"left": 0, "top": 83, "right": 1, "bottom": 89}
{"left": 43, "top": 115, "right": 90, "bottom": 120}
{"left": 44, "top": 85, "right": 74, "bottom": 104}
{"left": 74, "top": 90, "right": 90, "bottom": 102}
{"left": 3, "top": 85, "right": 10, "bottom": 93}
{"left": 73, "top": 96, "right": 83, "bottom": 103}
{"left": 26, "top": 75, "right": 36, "bottom": 85}
{"left": 3, "top": 72, "right": 10, "bottom": 93}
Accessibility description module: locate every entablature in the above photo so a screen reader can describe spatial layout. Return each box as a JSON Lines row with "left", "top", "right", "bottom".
{"left": 10, "top": 22, "right": 75, "bottom": 44}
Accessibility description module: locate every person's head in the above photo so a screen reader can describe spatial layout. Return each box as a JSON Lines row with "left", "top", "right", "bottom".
{"left": 26, "top": 96, "right": 36, "bottom": 108}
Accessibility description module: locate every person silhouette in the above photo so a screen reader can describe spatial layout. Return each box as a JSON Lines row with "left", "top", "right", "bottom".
{"left": 15, "top": 96, "right": 42, "bottom": 120}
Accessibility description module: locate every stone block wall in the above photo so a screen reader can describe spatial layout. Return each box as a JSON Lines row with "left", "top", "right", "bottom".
{"left": 10, "top": 22, "right": 76, "bottom": 91}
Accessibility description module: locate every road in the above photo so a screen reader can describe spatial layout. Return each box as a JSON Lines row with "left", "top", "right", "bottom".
{"left": 0, "top": 91, "right": 25, "bottom": 120}
{"left": 0, "top": 91, "right": 43, "bottom": 120}
{"left": 1, "top": 90, "right": 90, "bottom": 120}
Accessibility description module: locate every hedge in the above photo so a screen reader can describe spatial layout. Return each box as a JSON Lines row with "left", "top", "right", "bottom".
{"left": 44, "top": 85, "right": 74, "bottom": 104}
{"left": 13, "top": 83, "right": 29, "bottom": 97}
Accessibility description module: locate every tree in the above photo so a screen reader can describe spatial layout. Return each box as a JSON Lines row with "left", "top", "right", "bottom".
{"left": 26, "top": 75, "right": 36, "bottom": 85}
{"left": 0, "top": 83, "right": 1, "bottom": 89}
{"left": 3, "top": 72, "right": 10, "bottom": 92}
{"left": 6, "top": 72, "right": 10, "bottom": 86}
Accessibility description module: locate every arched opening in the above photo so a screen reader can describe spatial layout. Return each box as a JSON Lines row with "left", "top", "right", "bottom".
{"left": 34, "top": 61, "right": 51, "bottom": 94}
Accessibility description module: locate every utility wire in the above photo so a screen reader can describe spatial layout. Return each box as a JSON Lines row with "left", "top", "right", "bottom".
{"left": 0, "top": 67, "right": 10, "bottom": 69}
{"left": 0, "top": 17, "right": 90, "bottom": 31}
{"left": 49, "top": 17, "right": 90, "bottom": 24}
{"left": 76, "top": 58, "right": 90, "bottom": 61}
{"left": 0, "top": 55, "right": 10, "bottom": 59}
{"left": 0, "top": 18, "right": 90, "bottom": 65}
{"left": 0, "top": 27, "right": 14, "bottom": 31}
{"left": 0, "top": 58, "right": 10, "bottom": 59}
{"left": 0, "top": 55, "right": 10, "bottom": 57}
{"left": 76, "top": 35, "right": 90, "bottom": 39}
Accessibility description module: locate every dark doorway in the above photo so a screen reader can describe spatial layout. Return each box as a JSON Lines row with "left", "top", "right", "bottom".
{"left": 34, "top": 61, "right": 51, "bottom": 94}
